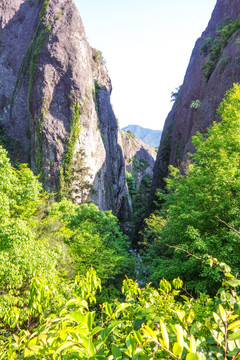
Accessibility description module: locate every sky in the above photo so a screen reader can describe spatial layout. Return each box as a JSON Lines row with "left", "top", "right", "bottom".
{"left": 75, "top": 0, "right": 217, "bottom": 130}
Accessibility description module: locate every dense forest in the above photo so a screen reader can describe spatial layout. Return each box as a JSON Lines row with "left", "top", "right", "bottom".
{"left": 1, "top": 81, "right": 240, "bottom": 358}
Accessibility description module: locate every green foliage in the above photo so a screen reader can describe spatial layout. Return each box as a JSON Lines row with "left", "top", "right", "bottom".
{"left": 141, "top": 83, "right": 240, "bottom": 293}
{"left": 200, "top": 37, "right": 213, "bottom": 56}
{"left": 160, "top": 123, "right": 173, "bottom": 163}
{"left": 0, "top": 143, "right": 135, "bottom": 350}
{"left": 0, "top": 145, "right": 67, "bottom": 330}
{"left": 126, "top": 171, "right": 137, "bottom": 199}
{"left": 217, "top": 55, "right": 231, "bottom": 74}
{"left": 201, "top": 16, "right": 240, "bottom": 80}
{"left": 4, "top": 260, "right": 240, "bottom": 359}
{"left": 47, "top": 199, "right": 135, "bottom": 286}
{"left": 92, "top": 81, "right": 103, "bottom": 116}
{"left": 92, "top": 48, "right": 105, "bottom": 64}
{"left": 0, "top": 126, "right": 22, "bottom": 163}
{"left": 126, "top": 129, "right": 136, "bottom": 139}
{"left": 190, "top": 100, "right": 202, "bottom": 109}
{"left": 126, "top": 158, "right": 152, "bottom": 238}
{"left": 0, "top": 146, "right": 42, "bottom": 221}
{"left": 59, "top": 100, "right": 92, "bottom": 201}
{"left": 3, "top": 107, "right": 240, "bottom": 359}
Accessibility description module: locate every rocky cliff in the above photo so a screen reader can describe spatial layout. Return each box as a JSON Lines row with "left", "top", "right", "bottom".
{"left": 152, "top": 0, "right": 240, "bottom": 198}
{"left": 121, "top": 130, "right": 156, "bottom": 188}
{"left": 0, "top": 0, "right": 129, "bottom": 216}
{"left": 121, "top": 125, "right": 162, "bottom": 149}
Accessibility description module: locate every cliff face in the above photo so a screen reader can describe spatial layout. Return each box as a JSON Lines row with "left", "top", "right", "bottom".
{"left": 0, "top": 0, "right": 129, "bottom": 216}
{"left": 121, "top": 125, "right": 162, "bottom": 149}
{"left": 152, "top": 0, "right": 240, "bottom": 196}
{"left": 121, "top": 131, "right": 156, "bottom": 188}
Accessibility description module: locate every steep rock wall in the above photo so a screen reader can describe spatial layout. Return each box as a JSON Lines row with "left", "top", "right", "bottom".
{"left": 152, "top": 0, "right": 240, "bottom": 197}
{"left": 121, "top": 131, "right": 156, "bottom": 188}
{"left": 0, "top": 0, "right": 129, "bottom": 216}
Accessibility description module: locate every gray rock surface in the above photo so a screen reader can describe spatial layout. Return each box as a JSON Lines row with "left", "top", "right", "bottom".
{"left": 0, "top": 0, "right": 129, "bottom": 216}
{"left": 121, "top": 130, "right": 157, "bottom": 188}
{"left": 151, "top": 0, "right": 240, "bottom": 199}
{"left": 121, "top": 125, "right": 162, "bottom": 149}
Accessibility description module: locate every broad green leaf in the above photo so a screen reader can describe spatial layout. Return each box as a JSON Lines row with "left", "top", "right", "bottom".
{"left": 227, "top": 349, "right": 239, "bottom": 357}
{"left": 175, "top": 324, "right": 184, "bottom": 347}
{"left": 219, "top": 304, "right": 227, "bottom": 323}
{"left": 175, "top": 310, "right": 186, "bottom": 323}
{"left": 126, "top": 334, "right": 136, "bottom": 357}
{"left": 187, "top": 310, "right": 195, "bottom": 324}
{"left": 86, "top": 312, "right": 94, "bottom": 332}
{"left": 28, "top": 345, "right": 42, "bottom": 352}
{"left": 102, "top": 321, "right": 120, "bottom": 339}
{"left": 190, "top": 335, "right": 196, "bottom": 353}
{"left": 137, "top": 356, "right": 151, "bottom": 360}
{"left": 112, "top": 345, "right": 122, "bottom": 360}
{"left": 142, "top": 325, "right": 158, "bottom": 341}
{"left": 89, "top": 341, "right": 95, "bottom": 356}
{"left": 205, "top": 259, "right": 213, "bottom": 267}
{"left": 70, "top": 311, "right": 85, "bottom": 323}
{"left": 186, "top": 352, "right": 199, "bottom": 360}
{"left": 225, "top": 279, "right": 240, "bottom": 287}
{"left": 56, "top": 341, "right": 74, "bottom": 354}
{"left": 13, "top": 334, "right": 19, "bottom": 344}
{"left": 80, "top": 300, "right": 89, "bottom": 309}
{"left": 227, "top": 340, "right": 236, "bottom": 351}
{"left": 216, "top": 353, "right": 224, "bottom": 360}
{"left": 133, "top": 330, "right": 143, "bottom": 346}
{"left": 228, "top": 329, "right": 240, "bottom": 341}
{"left": 160, "top": 320, "right": 169, "bottom": 349}
{"left": 228, "top": 320, "right": 240, "bottom": 330}
{"left": 24, "top": 348, "right": 31, "bottom": 357}
{"left": 210, "top": 329, "right": 224, "bottom": 346}
{"left": 172, "top": 342, "right": 183, "bottom": 356}
{"left": 115, "top": 303, "right": 132, "bottom": 317}
{"left": 190, "top": 322, "right": 202, "bottom": 335}
{"left": 224, "top": 272, "right": 235, "bottom": 278}
{"left": 91, "top": 326, "right": 103, "bottom": 336}
{"left": 105, "top": 303, "right": 113, "bottom": 318}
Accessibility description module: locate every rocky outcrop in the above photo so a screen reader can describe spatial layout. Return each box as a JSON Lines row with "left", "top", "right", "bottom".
{"left": 0, "top": 0, "right": 129, "bottom": 216}
{"left": 152, "top": 0, "right": 240, "bottom": 198}
{"left": 121, "top": 125, "right": 162, "bottom": 149}
{"left": 121, "top": 130, "right": 156, "bottom": 188}
{"left": 92, "top": 50, "right": 129, "bottom": 215}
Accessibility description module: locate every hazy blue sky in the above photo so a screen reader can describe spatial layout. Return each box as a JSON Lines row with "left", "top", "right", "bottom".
{"left": 75, "top": 0, "right": 216, "bottom": 130}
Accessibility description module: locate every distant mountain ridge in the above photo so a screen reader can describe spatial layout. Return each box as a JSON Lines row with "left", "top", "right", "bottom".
{"left": 121, "top": 125, "right": 162, "bottom": 148}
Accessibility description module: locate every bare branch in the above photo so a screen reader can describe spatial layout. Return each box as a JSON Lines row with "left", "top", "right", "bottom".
{"left": 232, "top": 348, "right": 240, "bottom": 360}
{"left": 216, "top": 215, "right": 240, "bottom": 235}
{"left": 167, "top": 245, "right": 205, "bottom": 263}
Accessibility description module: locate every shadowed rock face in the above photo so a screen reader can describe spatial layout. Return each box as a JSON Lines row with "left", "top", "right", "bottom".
{"left": 151, "top": 0, "right": 240, "bottom": 200}
{"left": 0, "top": 0, "right": 130, "bottom": 216}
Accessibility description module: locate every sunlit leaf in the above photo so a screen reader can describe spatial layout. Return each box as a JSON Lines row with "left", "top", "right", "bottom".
{"left": 160, "top": 320, "right": 169, "bottom": 349}
{"left": 173, "top": 342, "right": 183, "bottom": 356}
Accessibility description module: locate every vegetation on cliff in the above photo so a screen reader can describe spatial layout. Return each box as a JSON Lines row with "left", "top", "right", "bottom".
{"left": 201, "top": 16, "right": 240, "bottom": 81}
{"left": 141, "top": 84, "right": 240, "bottom": 294}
